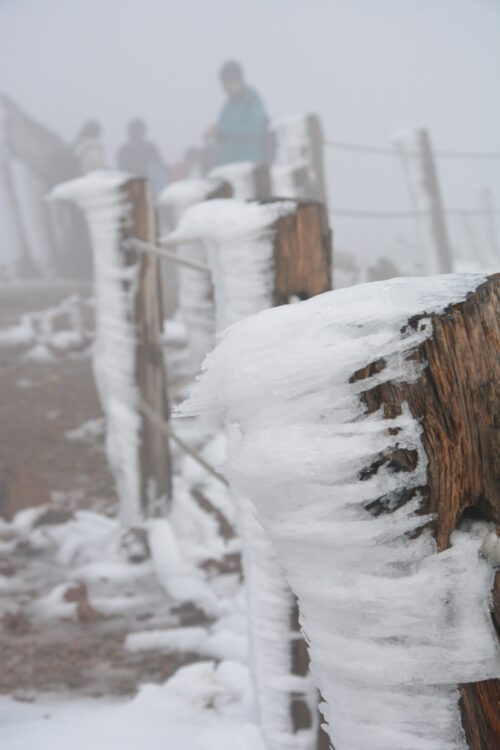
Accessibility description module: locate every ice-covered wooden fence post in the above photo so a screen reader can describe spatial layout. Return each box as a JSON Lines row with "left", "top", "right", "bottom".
{"left": 175, "top": 197, "right": 333, "bottom": 750}
{"left": 209, "top": 162, "right": 272, "bottom": 200}
{"left": 122, "top": 177, "right": 172, "bottom": 516}
{"left": 272, "top": 114, "right": 328, "bottom": 205}
{"left": 50, "top": 173, "right": 171, "bottom": 525}
{"left": 350, "top": 275, "right": 500, "bottom": 750}
{"left": 157, "top": 177, "right": 232, "bottom": 371}
{"left": 393, "top": 128, "right": 453, "bottom": 274}
{"left": 183, "top": 273, "right": 500, "bottom": 750}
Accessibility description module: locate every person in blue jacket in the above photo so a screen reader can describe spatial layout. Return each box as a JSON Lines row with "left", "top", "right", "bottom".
{"left": 205, "top": 61, "right": 273, "bottom": 166}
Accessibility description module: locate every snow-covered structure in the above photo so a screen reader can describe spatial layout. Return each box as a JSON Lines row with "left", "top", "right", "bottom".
{"left": 158, "top": 178, "right": 229, "bottom": 373}
{"left": 176, "top": 197, "right": 321, "bottom": 749}
{"left": 182, "top": 274, "right": 500, "bottom": 750}
{"left": 271, "top": 114, "right": 327, "bottom": 205}
{"left": 209, "top": 162, "right": 269, "bottom": 201}
{"left": 171, "top": 199, "right": 294, "bottom": 330}
{"left": 51, "top": 172, "right": 170, "bottom": 526}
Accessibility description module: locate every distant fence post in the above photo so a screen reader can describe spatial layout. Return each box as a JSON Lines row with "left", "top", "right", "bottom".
{"left": 393, "top": 128, "right": 453, "bottom": 274}
{"left": 51, "top": 174, "right": 171, "bottom": 525}
{"left": 272, "top": 114, "right": 328, "bottom": 206}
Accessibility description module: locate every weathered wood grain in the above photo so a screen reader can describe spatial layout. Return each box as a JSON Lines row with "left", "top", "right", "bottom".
{"left": 122, "top": 178, "right": 172, "bottom": 517}
{"left": 352, "top": 274, "right": 500, "bottom": 749}
{"left": 273, "top": 201, "right": 332, "bottom": 306}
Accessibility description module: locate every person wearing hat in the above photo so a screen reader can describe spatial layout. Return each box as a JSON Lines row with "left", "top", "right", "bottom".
{"left": 205, "top": 60, "right": 274, "bottom": 166}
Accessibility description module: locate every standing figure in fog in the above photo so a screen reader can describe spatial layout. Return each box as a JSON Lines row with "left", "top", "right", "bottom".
{"left": 117, "top": 118, "right": 169, "bottom": 194}
{"left": 206, "top": 60, "right": 274, "bottom": 167}
{"left": 74, "top": 120, "right": 107, "bottom": 174}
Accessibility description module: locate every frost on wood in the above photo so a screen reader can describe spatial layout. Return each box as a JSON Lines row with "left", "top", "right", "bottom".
{"left": 158, "top": 178, "right": 230, "bottom": 375}
{"left": 176, "top": 196, "right": 322, "bottom": 750}
{"left": 271, "top": 115, "right": 327, "bottom": 205}
{"left": 183, "top": 274, "right": 500, "bottom": 750}
{"left": 209, "top": 162, "right": 271, "bottom": 201}
{"left": 172, "top": 199, "right": 295, "bottom": 331}
{"left": 51, "top": 172, "right": 171, "bottom": 526}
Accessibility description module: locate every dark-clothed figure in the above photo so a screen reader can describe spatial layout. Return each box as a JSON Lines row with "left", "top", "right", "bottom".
{"left": 206, "top": 61, "right": 273, "bottom": 166}
{"left": 117, "top": 119, "right": 168, "bottom": 194}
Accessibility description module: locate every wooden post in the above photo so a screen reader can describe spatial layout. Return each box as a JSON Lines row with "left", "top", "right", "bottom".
{"left": 307, "top": 114, "right": 328, "bottom": 206}
{"left": 393, "top": 128, "right": 453, "bottom": 274}
{"left": 122, "top": 178, "right": 172, "bottom": 517}
{"left": 419, "top": 129, "right": 453, "bottom": 273}
{"left": 351, "top": 274, "right": 500, "bottom": 749}
{"left": 273, "top": 200, "right": 333, "bottom": 304}
{"left": 273, "top": 199, "right": 333, "bottom": 749}
{"left": 271, "top": 114, "right": 328, "bottom": 206}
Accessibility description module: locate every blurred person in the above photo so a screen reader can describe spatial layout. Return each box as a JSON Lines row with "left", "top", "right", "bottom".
{"left": 117, "top": 118, "right": 169, "bottom": 194}
{"left": 73, "top": 119, "right": 106, "bottom": 173}
{"left": 205, "top": 60, "right": 275, "bottom": 166}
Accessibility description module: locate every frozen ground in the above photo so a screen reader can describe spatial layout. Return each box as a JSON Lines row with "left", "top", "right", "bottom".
{"left": 0, "top": 283, "right": 260, "bottom": 749}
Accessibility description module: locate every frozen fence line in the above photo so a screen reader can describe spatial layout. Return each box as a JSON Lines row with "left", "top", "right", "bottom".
{"left": 126, "top": 237, "right": 210, "bottom": 274}
{"left": 50, "top": 168, "right": 335, "bottom": 749}
{"left": 182, "top": 273, "right": 500, "bottom": 750}
{"left": 139, "top": 398, "right": 228, "bottom": 488}
{"left": 157, "top": 177, "right": 231, "bottom": 376}
{"left": 174, "top": 196, "right": 334, "bottom": 750}
{"left": 50, "top": 172, "right": 172, "bottom": 526}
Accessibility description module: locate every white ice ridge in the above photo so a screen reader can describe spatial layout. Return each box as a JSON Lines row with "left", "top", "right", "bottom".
{"left": 209, "top": 162, "right": 260, "bottom": 200}
{"left": 158, "top": 178, "right": 227, "bottom": 375}
{"left": 182, "top": 274, "right": 500, "bottom": 750}
{"left": 51, "top": 172, "right": 145, "bottom": 526}
{"left": 171, "top": 199, "right": 294, "bottom": 331}
{"left": 158, "top": 177, "right": 226, "bottom": 217}
{"left": 271, "top": 114, "right": 312, "bottom": 199}
{"left": 175, "top": 194, "right": 318, "bottom": 750}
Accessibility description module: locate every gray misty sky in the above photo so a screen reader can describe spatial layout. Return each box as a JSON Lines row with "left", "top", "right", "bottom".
{"left": 1, "top": 0, "right": 499, "bottom": 264}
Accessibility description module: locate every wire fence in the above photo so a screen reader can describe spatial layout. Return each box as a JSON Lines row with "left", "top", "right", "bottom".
{"left": 323, "top": 135, "right": 500, "bottom": 222}
{"left": 324, "top": 139, "right": 500, "bottom": 161}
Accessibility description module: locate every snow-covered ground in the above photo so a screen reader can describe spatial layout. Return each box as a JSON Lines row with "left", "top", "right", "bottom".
{"left": 0, "top": 286, "right": 262, "bottom": 748}
{"left": 0, "top": 661, "right": 263, "bottom": 750}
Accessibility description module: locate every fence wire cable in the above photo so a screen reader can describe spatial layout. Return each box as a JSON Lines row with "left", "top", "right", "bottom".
{"left": 325, "top": 139, "right": 500, "bottom": 161}
{"left": 139, "top": 398, "right": 229, "bottom": 487}
{"left": 330, "top": 208, "right": 500, "bottom": 220}
{"left": 125, "top": 238, "right": 210, "bottom": 274}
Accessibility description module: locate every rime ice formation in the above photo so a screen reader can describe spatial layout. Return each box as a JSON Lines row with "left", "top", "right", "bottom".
{"left": 182, "top": 274, "right": 500, "bottom": 750}
{"left": 271, "top": 115, "right": 314, "bottom": 200}
{"left": 209, "top": 162, "right": 260, "bottom": 200}
{"left": 158, "top": 179, "right": 226, "bottom": 375}
{"left": 51, "top": 172, "right": 146, "bottom": 526}
{"left": 171, "top": 199, "right": 294, "bottom": 331}
{"left": 176, "top": 195, "right": 319, "bottom": 750}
